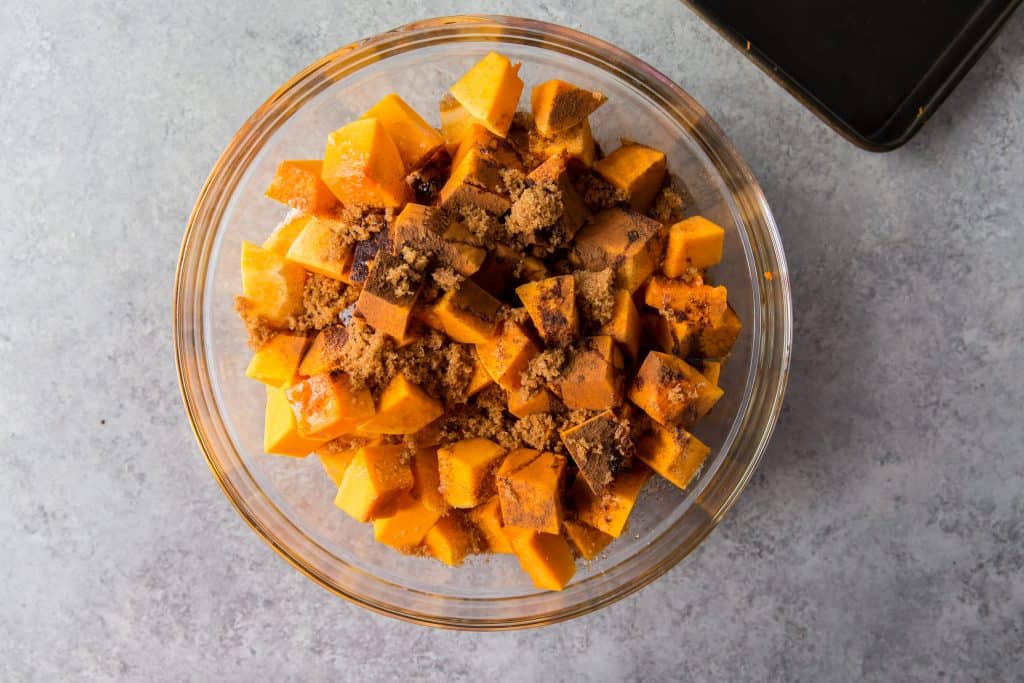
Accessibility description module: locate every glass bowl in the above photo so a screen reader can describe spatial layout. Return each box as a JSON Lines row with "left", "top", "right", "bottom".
{"left": 174, "top": 15, "right": 792, "bottom": 630}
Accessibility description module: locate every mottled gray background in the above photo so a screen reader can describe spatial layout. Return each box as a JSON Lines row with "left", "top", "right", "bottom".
{"left": 2, "top": 1, "right": 1022, "bottom": 680}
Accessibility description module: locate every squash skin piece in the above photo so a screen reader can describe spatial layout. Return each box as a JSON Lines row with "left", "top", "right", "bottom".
{"left": 563, "top": 519, "right": 614, "bottom": 560}
{"left": 448, "top": 52, "right": 524, "bottom": 137}
{"left": 357, "top": 374, "right": 443, "bottom": 435}
{"left": 628, "top": 351, "right": 723, "bottom": 426}
{"left": 529, "top": 119, "right": 596, "bottom": 166}
{"left": 496, "top": 450, "right": 566, "bottom": 534}
{"left": 599, "top": 288, "right": 641, "bottom": 362}
{"left": 424, "top": 515, "right": 473, "bottom": 566}
{"left": 373, "top": 493, "right": 442, "bottom": 552}
{"left": 245, "top": 333, "right": 310, "bottom": 388}
{"left": 356, "top": 252, "right": 423, "bottom": 341}
{"left": 556, "top": 336, "right": 624, "bottom": 411}
{"left": 572, "top": 466, "right": 651, "bottom": 538}
{"left": 263, "top": 213, "right": 311, "bottom": 256}
{"left": 318, "top": 447, "right": 359, "bottom": 485}
{"left": 240, "top": 241, "right": 306, "bottom": 326}
{"left": 433, "top": 279, "right": 503, "bottom": 344}
{"left": 264, "top": 160, "right": 338, "bottom": 215}
{"left": 335, "top": 444, "right": 415, "bottom": 522}
{"left": 284, "top": 215, "right": 352, "bottom": 281}
{"left": 593, "top": 143, "right": 667, "bottom": 212}
{"left": 664, "top": 216, "right": 726, "bottom": 275}
{"left": 263, "top": 386, "right": 329, "bottom": 457}
{"left": 515, "top": 275, "right": 579, "bottom": 347}
{"left": 697, "top": 306, "right": 742, "bottom": 358}
{"left": 285, "top": 373, "right": 376, "bottom": 440}
{"left": 573, "top": 209, "right": 665, "bottom": 293}
{"left": 468, "top": 496, "right": 513, "bottom": 553}
{"left": 636, "top": 423, "right": 711, "bottom": 490}
{"left": 437, "top": 438, "right": 507, "bottom": 509}
{"left": 530, "top": 79, "right": 607, "bottom": 136}
{"left": 505, "top": 528, "right": 576, "bottom": 591}
{"left": 410, "top": 447, "right": 447, "bottom": 514}
{"left": 321, "top": 118, "right": 407, "bottom": 208}
{"left": 644, "top": 276, "right": 728, "bottom": 328}
{"left": 476, "top": 319, "right": 539, "bottom": 391}
{"left": 361, "top": 93, "right": 444, "bottom": 170}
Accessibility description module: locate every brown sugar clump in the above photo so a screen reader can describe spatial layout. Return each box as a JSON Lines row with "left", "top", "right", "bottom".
{"left": 329, "top": 317, "right": 389, "bottom": 390}
{"left": 574, "top": 171, "right": 627, "bottom": 211}
{"left": 510, "top": 412, "right": 563, "bottom": 452}
{"left": 234, "top": 296, "right": 277, "bottom": 350}
{"left": 293, "top": 273, "right": 350, "bottom": 331}
{"left": 500, "top": 168, "right": 528, "bottom": 202}
{"left": 573, "top": 268, "right": 616, "bottom": 326}
{"left": 648, "top": 183, "right": 689, "bottom": 224}
{"left": 520, "top": 347, "right": 567, "bottom": 396}
{"left": 506, "top": 182, "right": 563, "bottom": 244}
{"left": 431, "top": 266, "right": 464, "bottom": 292}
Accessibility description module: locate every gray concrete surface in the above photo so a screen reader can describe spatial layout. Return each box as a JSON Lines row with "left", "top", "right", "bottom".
{"left": 2, "top": 1, "right": 1022, "bottom": 680}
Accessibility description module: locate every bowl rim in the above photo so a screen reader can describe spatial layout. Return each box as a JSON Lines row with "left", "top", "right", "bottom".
{"left": 174, "top": 14, "right": 792, "bottom": 630}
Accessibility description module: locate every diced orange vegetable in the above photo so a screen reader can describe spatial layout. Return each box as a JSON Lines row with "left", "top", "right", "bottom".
{"left": 284, "top": 215, "right": 352, "bottom": 281}
{"left": 439, "top": 137, "right": 521, "bottom": 214}
{"left": 262, "top": 213, "right": 311, "bottom": 256}
{"left": 285, "top": 373, "right": 376, "bottom": 440}
{"left": 391, "top": 203, "right": 486, "bottom": 276}
{"left": 506, "top": 528, "right": 576, "bottom": 591}
{"left": 424, "top": 515, "right": 472, "bottom": 566}
{"left": 563, "top": 519, "right": 614, "bottom": 560}
{"left": 322, "top": 118, "right": 407, "bottom": 208}
{"left": 466, "top": 352, "right": 495, "bottom": 396}
{"left": 628, "top": 351, "right": 723, "bottom": 426}
{"left": 437, "top": 437, "right": 507, "bottom": 508}
{"left": 636, "top": 423, "right": 711, "bottom": 489}
{"left": 358, "top": 374, "right": 443, "bottom": 435}
{"left": 557, "top": 336, "right": 623, "bottom": 411}
{"left": 476, "top": 319, "right": 539, "bottom": 391}
{"left": 433, "top": 279, "right": 502, "bottom": 344}
{"left": 515, "top": 275, "right": 579, "bottom": 346}
{"left": 593, "top": 143, "right": 667, "bottom": 212}
{"left": 264, "top": 160, "right": 338, "bottom": 215}
{"left": 263, "top": 386, "right": 329, "bottom": 456}
{"left": 559, "top": 409, "right": 631, "bottom": 495}
{"left": 599, "top": 289, "right": 641, "bottom": 361}
{"left": 334, "top": 444, "right": 414, "bottom": 522}
{"left": 318, "top": 446, "right": 359, "bottom": 485}
{"left": 240, "top": 241, "right": 306, "bottom": 326}
{"left": 439, "top": 94, "right": 480, "bottom": 156}
{"left": 297, "top": 325, "right": 346, "bottom": 377}
{"left": 650, "top": 314, "right": 698, "bottom": 358}
{"left": 361, "top": 93, "right": 444, "bottom": 170}
{"left": 468, "top": 496, "right": 513, "bottom": 553}
{"left": 373, "top": 493, "right": 442, "bottom": 552}
{"left": 410, "top": 447, "right": 447, "bottom": 514}
{"left": 702, "top": 359, "right": 722, "bottom": 386}
{"left": 697, "top": 306, "right": 742, "bottom": 358}
{"left": 664, "top": 216, "right": 726, "bottom": 275}
{"left": 526, "top": 154, "right": 587, "bottom": 237}
{"left": 573, "top": 208, "right": 665, "bottom": 293}
{"left": 356, "top": 252, "right": 423, "bottom": 340}
{"left": 531, "top": 79, "right": 607, "bottom": 136}
{"left": 644, "top": 276, "right": 728, "bottom": 328}
{"left": 448, "top": 51, "right": 524, "bottom": 137}
{"left": 572, "top": 466, "right": 650, "bottom": 538}
{"left": 496, "top": 449, "right": 566, "bottom": 534}
{"left": 508, "top": 387, "right": 555, "bottom": 418}
{"left": 245, "top": 333, "right": 310, "bottom": 388}
{"left": 529, "top": 119, "right": 596, "bottom": 166}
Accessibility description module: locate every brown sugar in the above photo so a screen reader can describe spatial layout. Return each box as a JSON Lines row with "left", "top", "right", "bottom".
{"left": 293, "top": 273, "right": 351, "bottom": 331}
{"left": 234, "top": 296, "right": 277, "bottom": 350}
{"left": 573, "top": 268, "right": 616, "bottom": 325}
{"left": 648, "top": 182, "right": 689, "bottom": 225}
{"left": 520, "top": 347, "right": 568, "bottom": 396}
{"left": 574, "top": 170, "right": 627, "bottom": 211}
{"left": 507, "top": 182, "right": 563, "bottom": 244}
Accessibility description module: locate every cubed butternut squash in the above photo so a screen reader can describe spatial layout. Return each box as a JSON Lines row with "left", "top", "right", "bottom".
{"left": 285, "top": 373, "right": 376, "bottom": 440}
{"left": 628, "top": 351, "right": 723, "bottom": 426}
{"left": 373, "top": 493, "right": 442, "bottom": 552}
{"left": 531, "top": 79, "right": 607, "bottom": 136}
{"left": 643, "top": 276, "right": 728, "bottom": 327}
{"left": 466, "top": 352, "right": 495, "bottom": 396}
{"left": 702, "top": 359, "right": 722, "bottom": 386}
{"left": 433, "top": 279, "right": 503, "bottom": 344}
{"left": 284, "top": 215, "right": 352, "bottom": 281}
{"left": 439, "top": 137, "right": 520, "bottom": 214}
{"left": 697, "top": 305, "right": 742, "bottom": 358}
{"left": 439, "top": 94, "right": 480, "bottom": 156}
{"left": 593, "top": 142, "right": 666, "bottom": 212}
{"left": 515, "top": 275, "right": 579, "bottom": 346}
{"left": 263, "top": 385, "right": 329, "bottom": 456}
{"left": 572, "top": 466, "right": 650, "bottom": 538}
{"left": 245, "top": 333, "right": 310, "bottom": 388}
{"left": 391, "top": 203, "right": 486, "bottom": 276}
{"left": 651, "top": 314, "right": 698, "bottom": 358}
{"left": 448, "top": 51, "right": 524, "bottom": 137}
{"left": 529, "top": 119, "right": 596, "bottom": 166}
{"left": 559, "top": 409, "right": 634, "bottom": 495}
{"left": 562, "top": 519, "right": 614, "bottom": 560}
{"left": 505, "top": 528, "right": 576, "bottom": 591}
{"left": 526, "top": 154, "right": 587, "bottom": 237}
{"left": 599, "top": 289, "right": 641, "bottom": 361}
{"left": 573, "top": 208, "right": 664, "bottom": 293}
{"left": 496, "top": 449, "right": 566, "bottom": 534}
{"left": 322, "top": 118, "right": 407, "bottom": 208}
{"left": 556, "top": 335, "right": 623, "bottom": 411}
{"left": 508, "top": 387, "right": 555, "bottom": 418}
{"left": 410, "top": 447, "right": 447, "bottom": 514}
{"left": 476, "top": 319, "right": 538, "bottom": 391}
{"left": 240, "top": 241, "right": 306, "bottom": 326}
{"left": 468, "top": 496, "right": 513, "bottom": 553}
{"left": 356, "top": 252, "right": 423, "bottom": 341}
{"left": 349, "top": 227, "right": 391, "bottom": 284}
{"left": 335, "top": 444, "right": 414, "bottom": 522}
{"left": 636, "top": 423, "right": 711, "bottom": 490}
{"left": 318, "top": 446, "right": 359, "bottom": 485}
{"left": 264, "top": 159, "right": 338, "bottom": 215}
{"left": 297, "top": 325, "right": 347, "bottom": 377}
{"left": 262, "top": 213, "right": 311, "bottom": 256}
{"left": 358, "top": 374, "right": 443, "bottom": 435}
{"left": 437, "top": 437, "right": 507, "bottom": 509}
{"left": 664, "top": 216, "right": 726, "bottom": 275}
{"left": 424, "top": 515, "right": 473, "bottom": 566}
{"left": 361, "top": 93, "right": 444, "bottom": 170}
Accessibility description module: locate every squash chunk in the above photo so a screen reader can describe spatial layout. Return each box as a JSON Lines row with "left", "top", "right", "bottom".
{"left": 468, "top": 496, "right": 513, "bottom": 553}
{"left": 361, "top": 93, "right": 444, "bottom": 170}
{"left": 439, "top": 94, "right": 481, "bottom": 156}
{"left": 439, "top": 136, "right": 521, "bottom": 214}
{"left": 356, "top": 252, "right": 423, "bottom": 341}
{"left": 496, "top": 449, "right": 566, "bottom": 534}
{"left": 516, "top": 275, "right": 579, "bottom": 346}
{"left": 448, "top": 51, "right": 524, "bottom": 137}
{"left": 559, "top": 409, "right": 634, "bottom": 495}
{"left": 563, "top": 519, "right": 614, "bottom": 560}
{"left": 643, "top": 276, "right": 728, "bottom": 327}
{"left": 373, "top": 493, "right": 442, "bottom": 552}
{"left": 240, "top": 241, "right": 306, "bottom": 326}
{"left": 599, "top": 288, "right": 641, "bottom": 361}
{"left": 391, "top": 203, "right": 485, "bottom": 276}
{"left": 335, "top": 444, "right": 414, "bottom": 522}
{"left": 637, "top": 423, "right": 711, "bottom": 490}
{"left": 284, "top": 215, "right": 352, "bottom": 281}
{"left": 508, "top": 387, "right": 555, "bottom": 418}
{"left": 593, "top": 143, "right": 666, "bottom": 212}
{"left": 358, "top": 374, "right": 443, "bottom": 435}
{"left": 425, "top": 515, "right": 473, "bottom": 566}
{"left": 651, "top": 315, "right": 698, "bottom": 358}
{"left": 245, "top": 333, "right": 310, "bottom": 388}
{"left": 437, "top": 437, "right": 507, "bottom": 509}
{"left": 410, "top": 447, "right": 447, "bottom": 514}
{"left": 531, "top": 79, "right": 607, "bottom": 136}
{"left": 433, "top": 279, "right": 503, "bottom": 344}
{"left": 697, "top": 305, "right": 742, "bottom": 358}
{"left": 526, "top": 154, "right": 587, "bottom": 238}
{"left": 573, "top": 208, "right": 665, "bottom": 293}
{"left": 297, "top": 325, "right": 348, "bottom": 377}
{"left": 263, "top": 213, "right": 311, "bottom": 256}
{"left": 628, "top": 351, "right": 723, "bottom": 426}
{"left": 506, "top": 528, "right": 576, "bottom": 591}
{"left": 702, "top": 359, "right": 722, "bottom": 386}
{"left": 664, "top": 216, "right": 726, "bottom": 275}
{"left": 477, "top": 319, "right": 539, "bottom": 390}
{"left": 529, "top": 119, "right": 596, "bottom": 166}
{"left": 264, "top": 160, "right": 338, "bottom": 215}
{"left": 322, "top": 118, "right": 407, "bottom": 208}
{"left": 466, "top": 352, "right": 495, "bottom": 396}
{"left": 572, "top": 466, "right": 650, "bottom": 538}
{"left": 557, "top": 336, "right": 623, "bottom": 411}
{"left": 263, "top": 386, "right": 328, "bottom": 456}
{"left": 285, "top": 373, "right": 376, "bottom": 440}
{"left": 318, "top": 447, "right": 359, "bottom": 485}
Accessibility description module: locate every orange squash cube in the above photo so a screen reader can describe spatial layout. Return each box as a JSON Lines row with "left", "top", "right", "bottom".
{"left": 664, "top": 216, "right": 726, "bottom": 275}
{"left": 515, "top": 275, "right": 579, "bottom": 346}
{"left": 506, "top": 528, "right": 576, "bottom": 591}
{"left": 650, "top": 314, "right": 698, "bottom": 358}
{"left": 448, "top": 51, "right": 524, "bottom": 137}
{"left": 361, "top": 93, "right": 444, "bottom": 170}
{"left": 476, "top": 319, "right": 539, "bottom": 391}
{"left": 559, "top": 409, "right": 633, "bottom": 495}
{"left": 318, "top": 446, "right": 359, "bottom": 485}
{"left": 562, "top": 519, "right": 614, "bottom": 560}
{"left": 508, "top": 387, "right": 555, "bottom": 418}
{"left": 263, "top": 386, "right": 329, "bottom": 457}
{"left": 496, "top": 449, "right": 566, "bottom": 534}
{"left": 599, "top": 288, "right": 641, "bottom": 361}
{"left": 556, "top": 335, "right": 624, "bottom": 411}
{"left": 425, "top": 515, "right": 473, "bottom": 566}
{"left": 284, "top": 215, "right": 352, "bottom": 281}
{"left": 572, "top": 466, "right": 650, "bottom": 538}
{"left": 439, "top": 138, "right": 520, "bottom": 214}
{"left": 373, "top": 493, "right": 442, "bottom": 552}
{"left": 297, "top": 325, "right": 348, "bottom": 377}
{"left": 637, "top": 423, "right": 711, "bottom": 490}
{"left": 466, "top": 352, "right": 495, "bottom": 396}
{"left": 468, "top": 496, "right": 513, "bottom": 553}
{"left": 245, "top": 333, "right": 310, "bottom": 388}
{"left": 628, "top": 351, "right": 723, "bottom": 426}
{"left": 262, "top": 213, "right": 311, "bottom": 256}
{"left": 391, "top": 203, "right": 486, "bottom": 276}
{"left": 702, "top": 359, "right": 722, "bottom": 386}
{"left": 433, "top": 279, "right": 503, "bottom": 344}
{"left": 264, "top": 159, "right": 338, "bottom": 215}
{"left": 357, "top": 374, "right": 443, "bottom": 435}
{"left": 697, "top": 305, "right": 742, "bottom": 358}
{"left": 437, "top": 437, "right": 507, "bottom": 509}
{"left": 593, "top": 142, "right": 667, "bottom": 212}
{"left": 410, "top": 447, "right": 447, "bottom": 514}
{"left": 573, "top": 208, "right": 665, "bottom": 293}
{"left": 530, "top": 79, "right": 607, "bottom": 136}
{"left": 529, "top": 119, "right": 596, "bottom": 166}
{"left": 644, "top": 276, "right": 728, "bottom": 327}
{"left": 240, "top": 241, "right": 306, "bottom": 326}
{"left": 285, "top": 373, "right": 376, "bottom": 440}
{"left": 322, "top": 118, "right": 407, "bottom": 208}
{"left": 439, "top": 94, "right": 480, "bottom": 156}
{"left": 526, "top": 153, "right": 588, "bottom": 237}
{"left": 335, "top": 444, "right": 414, "bottom": 522}
{"left": 356, "top": 252, "right": 423, "bottom": 340}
